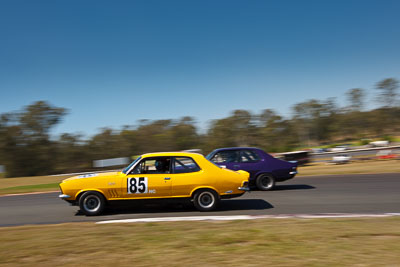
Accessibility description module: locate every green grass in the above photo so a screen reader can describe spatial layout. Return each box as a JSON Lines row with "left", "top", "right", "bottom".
{"left": 0, "top": 183, "right": 60, "bottom": 195}
{"left": 298, "top": 159, "right": 400, "bottom": 176}
{"left": 0, "top": 217, "right": 399, "bottom": 266}
{"left": 0, "top": 175, "right": 71, "bottom": 195}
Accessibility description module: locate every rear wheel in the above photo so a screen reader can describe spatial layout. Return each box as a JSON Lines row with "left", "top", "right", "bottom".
{"left": 256, "top": 174, "right": 275, "bottom": 191}
{"left": 79, "top": 191, "right": 106, "bottom": 216}
{"left": 193, "top": 189, "right": 219, "bottom": 211}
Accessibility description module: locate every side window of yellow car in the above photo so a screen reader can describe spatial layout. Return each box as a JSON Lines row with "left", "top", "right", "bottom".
{"left": 173, "top": 157, "right": 201, "bottom": 174}
{"left": 130, "top": 157, "right": 171, "bottom": 174}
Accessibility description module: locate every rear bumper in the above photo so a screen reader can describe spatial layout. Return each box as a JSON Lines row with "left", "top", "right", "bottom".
{"left": 238, "top": 180, "right": 250, "bottom": 192}
{"left": 238, "top": 186, "right": 251, "bottom": 191}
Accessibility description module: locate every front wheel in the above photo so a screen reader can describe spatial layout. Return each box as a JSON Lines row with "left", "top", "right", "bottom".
{"left": 79, "top": 191, "right": 106, "bottom": 216}
{"left": 256, "top": 174, "right": 275, "bottom": 191}
{"left": 193, "top": 189, "right": 219, "bottom": 211}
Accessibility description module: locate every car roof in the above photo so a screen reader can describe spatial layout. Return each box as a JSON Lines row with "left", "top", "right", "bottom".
{"left": 141, "top": 151, "right": 204, "bottom": 158}
{"left": 212, "top": 147, "right": 262, "bottom": 152}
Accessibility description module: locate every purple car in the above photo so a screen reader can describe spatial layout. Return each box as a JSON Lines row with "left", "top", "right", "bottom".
{"left": 206, "top": 147, "right": 298, "bottom": 191}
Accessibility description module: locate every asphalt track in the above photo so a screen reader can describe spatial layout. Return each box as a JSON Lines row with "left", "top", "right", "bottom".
{"left": 0, "top": 173, "right": 399, "bottom": 227}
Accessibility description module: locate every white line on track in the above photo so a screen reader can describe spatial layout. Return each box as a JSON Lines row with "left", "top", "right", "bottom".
{"left": 96, "top": 213, "right": 400, "bottom": 224}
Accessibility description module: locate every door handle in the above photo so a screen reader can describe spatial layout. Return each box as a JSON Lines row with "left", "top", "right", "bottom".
{"left": 234, "top": 165, "right": 240, "bottom": 168}
{"left": 164, "top": 177, "right": 171, "bottom": 180}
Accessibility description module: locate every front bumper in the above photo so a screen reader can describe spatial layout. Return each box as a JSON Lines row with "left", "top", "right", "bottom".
{"left": 59, "top": 194, "right": 77, "bottom": 205}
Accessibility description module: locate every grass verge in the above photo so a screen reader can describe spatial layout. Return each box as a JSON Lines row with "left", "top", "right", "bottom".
{"left": 0, "top": 217, "right": 399, "bottom": 266}
{"left": 298, "top": 159, "right": 400, "bottom": 176}
{"left": 0, "top": 175, "right": 71, "bottom": 195}
{"left": 0, "top": 183, "right": 60, "bottom": 195}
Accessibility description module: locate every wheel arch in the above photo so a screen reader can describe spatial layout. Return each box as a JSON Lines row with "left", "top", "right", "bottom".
{"left": 75, "top": 189, "right": 107, "bottom": 203}
{"left": 190, "top": 186, "right": 220, "bottom": 199}
{"left": 255, "top": 171, "right": 276, "bottom": 179}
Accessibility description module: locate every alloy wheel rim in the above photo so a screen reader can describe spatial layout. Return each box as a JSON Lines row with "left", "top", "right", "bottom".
{"left": 261, "top": 177, "right": 272, "bottom": 188}
{"left": 198, "top": 192, "right": 215, "bottom": 209}
{"left": 83, "top": 195, "right": 101, "bottom": 212}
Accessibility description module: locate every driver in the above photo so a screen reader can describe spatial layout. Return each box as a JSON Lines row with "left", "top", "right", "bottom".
{"left": 155, "top": 159, "right": 170, "bottom": 173}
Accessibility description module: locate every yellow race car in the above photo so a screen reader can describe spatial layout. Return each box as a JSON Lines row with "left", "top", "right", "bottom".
{"left": 59, "top": 152, "right": 250, "bottom": 215}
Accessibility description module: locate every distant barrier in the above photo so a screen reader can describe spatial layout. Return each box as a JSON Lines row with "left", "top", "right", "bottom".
{"left": 310, "top": 145, "right": 400, "bottom": 156}
{"left": 50, "top": 157, "right": 130, "bottom": 177}
{"left": 310, "top": 145, "right": 400, "bottom": 162}
{"left": 93, "top": 157, "right": 130, "bottom": 168}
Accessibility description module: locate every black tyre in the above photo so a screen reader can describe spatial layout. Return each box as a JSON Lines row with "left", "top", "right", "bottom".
{"left": 193, "top": 189, "right": 219, "bottom": 211}
{"left": 256, "top": 174, "right": 275, "bottom": 191}
{"left": 79, "top": 191, "right": 106, "bottom": 216}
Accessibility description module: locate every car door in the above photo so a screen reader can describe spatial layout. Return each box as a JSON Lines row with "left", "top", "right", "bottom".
{"left": 122, "top": 157, "right": 172, "bottom": 199}
{"left": 170, "top": 156, "right": 203, "bottom": 197}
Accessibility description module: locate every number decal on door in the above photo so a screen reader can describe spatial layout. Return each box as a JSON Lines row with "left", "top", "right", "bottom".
{"left": 127, "top": 177, "right": 148, "bottom": 194}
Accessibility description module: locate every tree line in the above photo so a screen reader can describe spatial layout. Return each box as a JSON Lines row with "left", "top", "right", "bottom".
{"left": 0, "top": 78, "right": 399, "bottom": 177}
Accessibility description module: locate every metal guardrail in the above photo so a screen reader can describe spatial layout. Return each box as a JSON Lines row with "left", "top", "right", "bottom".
{"left": 93, "top": 157, "right": 129, "bottom": 168}
{"left": 50, "top": 169, "right": 120, "bottom": 177}
{"left": 310, "top": 145, "right": 400, "bottom": 156}
{"left": 310, "top": 145, "right": 400, "bottom": 163}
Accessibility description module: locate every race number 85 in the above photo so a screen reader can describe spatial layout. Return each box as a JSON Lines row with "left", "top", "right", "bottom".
{"left": 127, "top": 177, "right": 148, "bottom": 194}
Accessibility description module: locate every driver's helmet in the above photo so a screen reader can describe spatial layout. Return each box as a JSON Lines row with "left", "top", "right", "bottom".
{"left": 155, "top": 160, "right": 166, "bottom": 171}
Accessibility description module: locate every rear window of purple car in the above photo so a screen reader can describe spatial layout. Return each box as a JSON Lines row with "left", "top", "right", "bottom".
{"left": 240, "top": 150, "right": 261, "bottom": 163}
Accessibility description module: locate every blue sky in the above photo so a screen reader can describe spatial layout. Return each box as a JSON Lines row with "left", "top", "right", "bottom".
{"left": 1, "top": 0, "right": 399, "bottom": 136}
